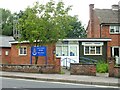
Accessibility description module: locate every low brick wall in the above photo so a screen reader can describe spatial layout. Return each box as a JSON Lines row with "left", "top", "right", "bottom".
{"left": 114, "top": 66, "right": 120, "bottom": 78}
{"left": 0, "top": 64, "right": 60, "bottom": 74}
{"left": 108, "top": 57, "right": 120, "bottom": 78}
{"left": 70, "top": 63, "right": 96, "bottom": 76}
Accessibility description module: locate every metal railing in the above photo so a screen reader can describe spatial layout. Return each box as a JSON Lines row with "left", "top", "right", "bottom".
{"left": 61, "top": 57, "right": 77, "bottom": 69}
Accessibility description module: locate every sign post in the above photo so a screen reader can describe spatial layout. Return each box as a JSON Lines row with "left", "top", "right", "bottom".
{"left": 30, "top": 46, "right": 47, "bottom": 64}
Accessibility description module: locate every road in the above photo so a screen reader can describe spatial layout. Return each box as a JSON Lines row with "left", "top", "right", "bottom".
{"left": 1, "top": 77, "right": 118, "bottom": 89}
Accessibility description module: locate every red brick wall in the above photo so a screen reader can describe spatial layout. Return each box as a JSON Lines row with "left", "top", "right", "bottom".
{"left": 87, "top": 4, "right": 101, "bottom": 38}
{"left": 93, "top": 14, "right": 101, "bottom": 38}
{"left": 1, "top": 64, "right": 61, "bottom": 74}
{"left": 88, "top": 23, "right": 119, "bottom": 58}
{"left": 108, "top": 57, "right": 120, "bottom": 78}
{"left": 101, "top": 25, "right": 120, "bottom": 57}
{"left": 0, "top": 48, "right": 11, "bottom": 64}
{"left": 11, "top": 43, "right": 56, "bottom": 65}
{"left": 70, "top": 63, "right": 96, "bottom": 76}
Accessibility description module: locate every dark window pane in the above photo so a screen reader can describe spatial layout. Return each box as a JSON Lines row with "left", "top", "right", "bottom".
{"left": 85, "top": 46, "right": 89, "bottom": 54}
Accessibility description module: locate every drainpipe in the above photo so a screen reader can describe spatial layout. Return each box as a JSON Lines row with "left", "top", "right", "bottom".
{"left": 100, "top": 24, "right": 102, "bottom": 38}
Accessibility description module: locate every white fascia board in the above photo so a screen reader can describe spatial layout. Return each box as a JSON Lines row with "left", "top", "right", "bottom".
{"left": 59, "top": 38, "right": 112, "bottom": 42}
{"left": 9, "top": 41, "right": 29, "bottom": 44}
{"left": 9, "top": 40, "right": 42, "bottom": 44}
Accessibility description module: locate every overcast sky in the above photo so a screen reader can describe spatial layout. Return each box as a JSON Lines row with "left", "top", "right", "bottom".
{"left": 0, "top": 0, "right": 120, "bottom": 27}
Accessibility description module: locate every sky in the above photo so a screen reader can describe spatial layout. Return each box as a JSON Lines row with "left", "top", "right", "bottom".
{"left": 0, "top": 0, "right": 120, "bottom": 27}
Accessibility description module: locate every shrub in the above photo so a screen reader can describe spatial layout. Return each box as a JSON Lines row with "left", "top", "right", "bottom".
{"left": 96, "top": 60, "right": 108, "bottom": 73}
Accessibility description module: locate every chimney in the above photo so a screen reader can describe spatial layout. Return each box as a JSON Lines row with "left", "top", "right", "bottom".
{"left": 119, "top": 1, "right": 120, "bottom": 8}
{"left": 89, "top": 4, "right": 94, "bottom": 38}
{"left": 112, "top": 5, "right": 119, "bottom": 10}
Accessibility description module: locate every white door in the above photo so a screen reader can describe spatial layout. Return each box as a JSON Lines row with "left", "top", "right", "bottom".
{"left": 61, "top": 45, "right": 79, "bottom": 67}
{"left": 56, "top": 43, "right": 79, "bottom": 67}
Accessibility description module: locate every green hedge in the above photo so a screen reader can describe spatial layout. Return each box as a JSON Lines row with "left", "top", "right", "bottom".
{"left": 96, "top": 60, "right": 108, "bottom": 73}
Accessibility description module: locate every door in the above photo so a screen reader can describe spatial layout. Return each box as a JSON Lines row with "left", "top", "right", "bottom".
{"left": 114, "top": 48, "right": 119, "bottom": 57}
{"left": 112, "top": 47, "right": 120, "bottom": 64}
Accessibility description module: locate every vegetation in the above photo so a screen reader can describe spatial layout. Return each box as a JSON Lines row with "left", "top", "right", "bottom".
{"left": 0, "top": 8, "right": 13, "bottom": 36}
{"left": 17, "top": 0, "right": 75, "bottom": 64}
{"left": 0, "top": 2, "right": 86, "bottom": 39}
{"left": 96, "top": 60, "right": 108, "bottom": 73}
{"left": 66, "top": 16, "right": 86, "bottom": 38}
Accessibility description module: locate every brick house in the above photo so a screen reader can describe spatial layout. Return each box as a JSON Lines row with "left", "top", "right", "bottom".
{"left": 87, "top": 3, "right": 120, "bottom": 60}
{"left": 0, "top": 35, "right": 60, "bottom": 65}
{"left": 0, "top": 35, "right": 15, "bottom": 64}
{"left": 0, "top": 36, "right": 61, "bottom": 73}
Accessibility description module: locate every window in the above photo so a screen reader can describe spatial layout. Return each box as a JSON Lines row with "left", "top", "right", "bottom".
{"left": 90, "top": 46, "right": 95, "bottom": 54}
{"left": 5, "top": 51, "right": 9, "bottom": 55}
{"left": 56, "top": 45, "right": 68, "bottom": 56}
{"left": 62, "top": 46, "right": 68, "bottom": 56}
{"left": 56, "top": 45, "right": 78, "bottom": 57}
{"left": 85, "top": 46, "right": 89, "bottom": 54}
{"left": 110, "top": 26, "right": 120, "bottom": 34}
{"left": 70, "top": 46, "right": 77, "bottom": 56}
{"left": 96, "top": 46, "right": 101, "bottom": 54}
{"left": 19, "top": 46, "right": 27, "bottom": 55}
{"left": 56, "top": 46, "right": 62, "bottom": 56}
{"left": 84, "top": 46, "right": 102, "bottom": 55}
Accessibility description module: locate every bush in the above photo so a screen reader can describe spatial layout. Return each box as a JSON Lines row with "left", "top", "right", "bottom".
{"left": 96, "top": 60, "right": 108, "bottom": 73}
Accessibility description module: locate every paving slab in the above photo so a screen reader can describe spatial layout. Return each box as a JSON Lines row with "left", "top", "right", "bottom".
{"left": 0, "top": 71, "right": 120, "bottom": 87}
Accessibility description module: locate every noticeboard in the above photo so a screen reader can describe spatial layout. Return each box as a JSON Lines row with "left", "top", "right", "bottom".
{"left": 31, "top": 46, "right": 47, "bottom": 56}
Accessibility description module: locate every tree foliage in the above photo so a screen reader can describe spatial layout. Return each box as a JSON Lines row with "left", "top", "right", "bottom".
{"left": 66, "top": 16, "right": 87, "bottom": 38}
{"left": 17, "top": 0, "right": 74, "bottom": 64}
{"left": 0, "top": 8, "right": 13, "bottom": 36}
{"left": 18, "top": 0, "right": 73, "bottom": 45}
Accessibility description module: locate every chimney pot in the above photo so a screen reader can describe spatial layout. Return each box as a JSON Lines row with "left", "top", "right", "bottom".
{"left": 89, "top": 4, "right": 94, "bottom": 9}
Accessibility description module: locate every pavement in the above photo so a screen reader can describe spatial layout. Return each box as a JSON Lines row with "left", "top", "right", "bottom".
{"left": 0, "top": 71, "right": 120, "bottom": 87}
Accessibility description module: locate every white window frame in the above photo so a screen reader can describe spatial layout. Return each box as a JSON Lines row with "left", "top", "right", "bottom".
{"left": 19, "top": 46, "right": 27, "bottom": 56}
{"left": 56, "top": 44, "right": 78, "bottom": 57}
{"left": 5, "top": 51, "right": 9, "bottom": 56}
{"left": 69, "top": 45, "right": 78, "bottom": 56}
{"left": 82, "top": 42, "right": 103, "bottom": 55}
{"left": 84, "top": 46, "right": 102, "bottom": 55}
{"left": 112, "top": 46, "right": 120, "bottom": 57}
{"left": 56, "top": 45, "right": 69, "bottom": 57}
{"left": 110, "top": 26, "right": 120, "bottom": 34}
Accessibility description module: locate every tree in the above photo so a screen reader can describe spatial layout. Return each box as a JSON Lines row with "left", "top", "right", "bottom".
{"left": 0, "top": 8, "right": 13, "bottom": 36}
{"left": 66, "top": 16, "right": 87, "bottom": 38}
{"left": 17, "top": 0, "right": 73, "bottom": 64}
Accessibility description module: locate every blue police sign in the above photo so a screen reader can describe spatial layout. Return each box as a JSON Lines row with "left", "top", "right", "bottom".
{"left": 31, "top": 46, "right": 47, "bottom": 56}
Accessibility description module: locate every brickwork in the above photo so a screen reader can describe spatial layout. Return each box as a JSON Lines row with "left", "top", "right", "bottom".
{"left": 0, "top": 64, "right": 60, "bottom": 74}
{"left": 87, "top": 4, "right": 101, "bottom": 38}
{"left": 108, "top": 57, "right": 115, "bottom": 77}
{"left": 0, "top": 48, "right": 11, "bottom": 64}
{"left": 10, "top": 43, "right": 56, "bottom": 65}
{"left": 108, "top": 57, "right": 120, "bottom": 78}
{"left": 70, "top": 63, "right": 96, "bottom": 76}
{"left": 101, "top": 26, "right": 120, "bottom": 58}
